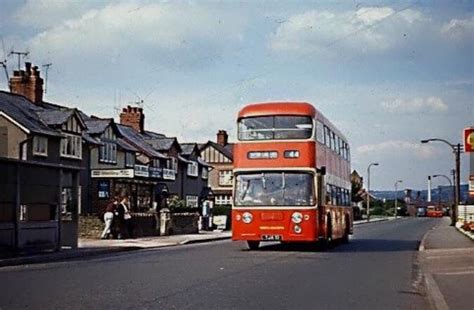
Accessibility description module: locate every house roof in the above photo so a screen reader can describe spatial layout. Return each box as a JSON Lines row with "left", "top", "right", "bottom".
{"left": 0, "top": 91, "right": 63, "bottom": 137}
{"left": 84, "top": 118, "right": 114, "bottom": 135}
{"left": 116, "top": 124, "right": 167, "bottom": 159}
{"left": 117, "top": 138, "right": 138, "bottom": 152}
{"left": 146, "top": 137, "right": 182, "bottom": 153}
{"left": 180, "top": 143, "right": 199, "bottom": 156}
{"left": 200, "top": 141, "right": 234, "bottom": 161}
{"left": 36, "top": 109, "right": 75, "bottom": 126}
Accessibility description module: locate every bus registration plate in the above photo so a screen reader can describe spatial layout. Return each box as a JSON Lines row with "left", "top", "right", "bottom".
{"left": 262, "top": 235, "right": 281, "bottom": 241}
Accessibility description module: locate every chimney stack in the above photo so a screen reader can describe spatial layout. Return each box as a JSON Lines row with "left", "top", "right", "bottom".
{"left": 120, "top": 105, "right": 145, "bottom": 133}
{"left": 9, "top": 62, "right": 44, "bottom": 104}
{"left": 217, "top": 130, "right": 228, "bottom": 146}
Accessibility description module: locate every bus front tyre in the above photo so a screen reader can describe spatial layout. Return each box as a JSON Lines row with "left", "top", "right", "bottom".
{"left": 247, "top": 241, "right": 260, "bottom": 250}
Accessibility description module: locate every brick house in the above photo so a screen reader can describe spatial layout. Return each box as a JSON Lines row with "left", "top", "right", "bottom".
{"left": 200, "top": 130, "right": 234, "bottom": 206}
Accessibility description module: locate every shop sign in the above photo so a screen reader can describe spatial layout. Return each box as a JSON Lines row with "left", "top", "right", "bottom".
{"left": 464, "top": 127, "right": 474, "bottom": 153}
{"left": 134, "top": 165, "right": 150, "bottom": 177}
{"left": 91, "top": 169, "right": 134, "bottom": 178}
{"left": 149, "top": 167, "right": 163, "bottom": 179}
{"left": 98, "top": 180, "right": 110, "bottom": 199}
{"left": 163, "top": 168, "right": 176, "bottom": 180}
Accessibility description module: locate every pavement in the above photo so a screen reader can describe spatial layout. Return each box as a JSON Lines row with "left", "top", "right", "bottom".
{"left": 418, "top": 217, "right": 474, "bottom": 310}
{"left": 0, "top": 216, "right": 390, "bottom": 268}
{"left": 0, "top": 230, "right": 232, "bottom": 268}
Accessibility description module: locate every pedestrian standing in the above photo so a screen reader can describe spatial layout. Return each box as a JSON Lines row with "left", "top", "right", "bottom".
{"left": 100, "top": 198, "right": 118, "bottom": 239}
{"left": 119, "top": 196, "right": 133, "bottom": 238}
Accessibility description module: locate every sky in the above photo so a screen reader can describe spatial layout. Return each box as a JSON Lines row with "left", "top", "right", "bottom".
{"left": 0, "top": 0, "right": 472, "bottom": 191}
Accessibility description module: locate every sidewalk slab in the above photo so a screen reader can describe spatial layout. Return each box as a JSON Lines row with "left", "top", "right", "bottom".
{"left": 419, "top": 217, "right": 474, "bottom": 310}
{"left": 0, "top": 231, "right": 232, "bottom": 268}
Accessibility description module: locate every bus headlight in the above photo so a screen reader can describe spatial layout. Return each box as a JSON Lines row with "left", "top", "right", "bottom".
{"left": 291, "top": 212, "right": 303, "bottom": 224}
{"left": 242, "top": 212, "right": 253, "bottom": 224}
{"left": 294, "top": 225, "right": 302, "bottom": 234}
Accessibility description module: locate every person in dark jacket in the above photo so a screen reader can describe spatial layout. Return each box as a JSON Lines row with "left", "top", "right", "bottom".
{"left": 116, "top": 196, "right": 133, "bottom": 239}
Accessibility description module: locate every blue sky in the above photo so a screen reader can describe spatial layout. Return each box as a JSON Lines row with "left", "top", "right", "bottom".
{"left": 0, "top": 0, "right": 472, "bottom": 190}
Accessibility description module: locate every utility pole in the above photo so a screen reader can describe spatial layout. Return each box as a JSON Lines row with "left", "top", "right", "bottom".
{"left": 8, "top": 50, "right": 29, "bottom": 70}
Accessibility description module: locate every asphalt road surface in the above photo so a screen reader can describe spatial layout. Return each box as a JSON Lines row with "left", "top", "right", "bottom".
{"left": 0, "top": 217, "right": 439, "bottom": 310}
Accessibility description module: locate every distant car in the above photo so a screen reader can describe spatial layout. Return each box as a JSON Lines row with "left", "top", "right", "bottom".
{"left": 426, "top": 206, "right": 443, "bottom": 217}
{"left": 416, "top": 208, "right": 426, "bottom": 217}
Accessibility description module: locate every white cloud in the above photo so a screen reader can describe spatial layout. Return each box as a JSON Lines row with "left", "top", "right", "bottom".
{"left": 27, "top": 2, "right": 246, "bottom": 68}
{"left": 269, "top": 7, "right": 427, "bottom": 56}
{"left": 381, "top": 97, "right": 448, "bottom": 114}
{"left": 14, "top": 0, "right": 98, "bottom": 29}
{"left": 356, "top": 140, "right": 437, "bottom": 159}
{"left": 441, "top": 16, "right": 474, "bottom": 42}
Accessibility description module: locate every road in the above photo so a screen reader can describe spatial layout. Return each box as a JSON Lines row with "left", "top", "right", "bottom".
{"left": 0, "top": 217, "right": 439, "bottom": 310}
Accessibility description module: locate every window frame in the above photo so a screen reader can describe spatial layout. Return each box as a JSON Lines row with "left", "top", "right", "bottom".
{"left": 187, "top": 161, "right": 199, "bottom": 177}
{"left": 60, "top": 133, "right": 82, "bottom": 159}
{"left": 218, "top": 170, "right": 233, "bottom": 186}
{"left": 32, "top": 136, "right": 48, "bottom": 157}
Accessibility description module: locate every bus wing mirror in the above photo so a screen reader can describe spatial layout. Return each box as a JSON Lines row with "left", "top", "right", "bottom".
{"left": 319, "top": 166, "right": 326, "bottom": 176}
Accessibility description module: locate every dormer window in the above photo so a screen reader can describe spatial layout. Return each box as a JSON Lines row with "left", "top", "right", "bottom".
{"left": 99, "top": 142, "right": 117, "bottom": 164}
{"left": 187, "top": 161, "right": 198, "bottom": 177}
{"left": 60, "top": 134, "right": 82, "bottom": 159}
{"left": 33, "top": 136, "right": 48, "bottom": 157}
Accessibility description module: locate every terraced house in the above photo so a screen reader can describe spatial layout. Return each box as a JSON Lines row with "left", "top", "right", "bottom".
{"left": 0, "top": 62, "right": 213, "bottom": 251}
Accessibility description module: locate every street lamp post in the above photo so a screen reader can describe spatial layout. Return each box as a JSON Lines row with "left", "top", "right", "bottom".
{"left": 433, "top": 174, "right": 454, "bottom": 216}
{"left": 394, "top": 180, "right": 403, "bottom": 218}
{"left": 367, "top": 162, "right": 379, "bottom": 222}
{"left": 421, "top": 139, "right": 462, "bottom": 226}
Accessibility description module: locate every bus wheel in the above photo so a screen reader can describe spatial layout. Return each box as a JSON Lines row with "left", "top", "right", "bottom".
{"left": 342, "top": 216, "right": 350, "bottom": 244}
{"left": 247, "top": 241, "right": 260, "bottom": 250}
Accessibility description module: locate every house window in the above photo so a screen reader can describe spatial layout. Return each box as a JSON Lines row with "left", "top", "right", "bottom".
{"left": 153, "top": 159, "right": 160, "bottom": 168}
{"left": 172, "top": 157, "right": 178, "bottom": 174}
{"left": 187, "top": 162, "right": 198, "bottom": 177}
{"left": 186, "top": 195, "right": 199, "bottom": 208}
{"left": 99, "top": 142, "right": 117, "bottom": 163}
{"left": 60, "top": 134, "right": 82, "bottom": 159}
{"left": 126, "top": 152, "right": 135, "bottom": 167}
{"left": 215, "top": 195, "right": 232, "bottom": 206}
{"left": 202, "top": 167, "right": 208, "bottom": 179}
{"left": 33, "top": 136, "right": 48, "bottom": 156}
{"left": 219, "top": 170, "right": 233, "bottom": 186}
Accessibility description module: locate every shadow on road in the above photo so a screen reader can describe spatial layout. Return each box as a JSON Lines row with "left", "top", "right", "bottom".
{"left": 249, "top": 238, "right": 420, "bottom": 253}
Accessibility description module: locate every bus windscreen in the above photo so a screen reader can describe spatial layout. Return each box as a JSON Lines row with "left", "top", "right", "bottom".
{"left": 234, "top": 172, "right": 315, "bottom": 206}
{"left": 238, "top": 116, "right": 313, "bottom": 140}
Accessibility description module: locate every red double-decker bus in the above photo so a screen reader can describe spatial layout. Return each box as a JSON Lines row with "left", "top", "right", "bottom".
{"left": 232, "top": 102, "right": 352, "bottom": 250}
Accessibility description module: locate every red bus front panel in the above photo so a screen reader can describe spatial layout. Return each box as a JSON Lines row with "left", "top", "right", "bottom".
{"left": 232, "top": 209, "right": 319, "bottom": 242}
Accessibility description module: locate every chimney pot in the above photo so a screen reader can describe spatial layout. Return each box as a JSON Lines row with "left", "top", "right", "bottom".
{"left": 217, "top": 130, "right": 228, "bottom": 146}
{"left": 9, "top": 62, "right": 44, "bottom": 104}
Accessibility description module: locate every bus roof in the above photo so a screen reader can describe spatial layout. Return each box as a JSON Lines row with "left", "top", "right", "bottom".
{"left": 237, "top": 101, "right": 347, "bottom": 142}
{"left": 237, "top": 102, "right": 316, "bottom": 119}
